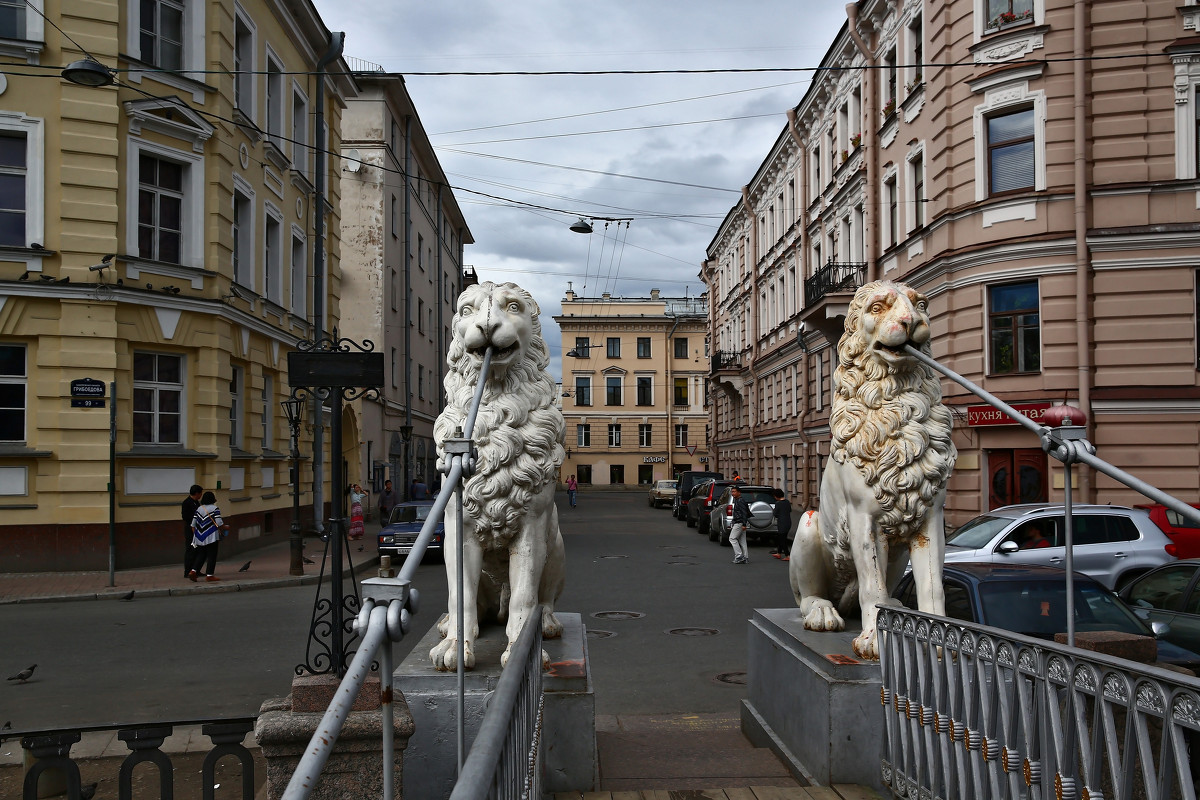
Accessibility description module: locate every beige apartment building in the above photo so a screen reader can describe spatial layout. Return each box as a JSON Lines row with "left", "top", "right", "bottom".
{"left": 339, "top": 67, "right": 473, "bottom": 502}
{"left": 555, "top": 288, "right": 710, "bottom": 486}
{"left": 0, "top": 0, "right": 354, "bottom": 569}
{"left": 704, "top": 0, "right": 1200, "bottom": 526}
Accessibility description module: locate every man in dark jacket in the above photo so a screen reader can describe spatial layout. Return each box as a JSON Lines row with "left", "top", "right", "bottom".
{"left": 181, "top": 484, "right": 202, "bottom": 577}
{"left": 771, "top": 488, "right": 792, "bottom": 560}
{"left": 729, "top": 485, "right": 751, "bottom": 564}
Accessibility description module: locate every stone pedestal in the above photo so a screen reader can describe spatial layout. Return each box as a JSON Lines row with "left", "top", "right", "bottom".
{"left": 395, "top": 612, "right": 596, "bottom": 798}
{"left": 741, "top": 608, "right": 884, "bottom": 793}
{"left": 256, "top": 673, "right": 415, "bottom": 800}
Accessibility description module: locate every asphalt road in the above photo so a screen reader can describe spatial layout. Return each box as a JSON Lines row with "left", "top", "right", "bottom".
{"left": 0, "top": 491, "right": 797, "bottom": 730}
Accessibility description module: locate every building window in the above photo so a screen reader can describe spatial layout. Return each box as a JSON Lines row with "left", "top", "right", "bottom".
{"left": 233, "top": 13, "right": 254, "bottom": 115}
{"left": 133, "top": 352, "right": 183, "bottom": 444}
{"left": 577, "top": 424, "right": 591, "bottom": 447}
{"left": 606, "top": 376, "right": 622, "bottom": 406}
{"left": 0, "top": 130, "right": 25, "bottom": 247}
{"left": 987, "top": 107, "right": 1035, "bottom": 195}
{"left": 988, "top": 281, "right": 1040, "bottom": 375}
{"left": 607, "top": 337, "right": 620, "bottom": 358}
{"left": 391, "top": 348, "right": 397, "bottom": 388}
{"left": 884, "top": 47, "right": 897, "bottom": 110}
{"left": 261, "top": 373, "right": 273, "bottom": 450}
{"left": 229, "top": 364, "right": 243, "bottom": 448}
{"left": 290, "top": 233, "right": 305, "bottom": 315}
{"left": 636, "top": 337, "right": 651, "bottom": 358}
{"left": 574, "top": 376, "right": 591, "bottom": 406}
{"left": 138, "top": 153, "right": 183, "bottom": 263}
{"left": 232, "top": 187, "right": 252, "bottom": 287}
{"left": 0, "top": 343, "right": 25, "bottom": 442}
{"left": 265, "top": 55, "right": 283, "bottom": 148}
{"left": 418, "top": 364, "right": 424, "bottom": 400}
{"left": 574, "top": 337, "right": 591, "bottom": 356}
{"left": 0, "top": 0, "right": 25, "bottom": 40}
{"left": 638, "top": 423, "right": 652, "bottom": 447}
{"left": 140, "top": 0, "right": 184, "bottom": 70}
{"left": 390, "top": 268, "right": 397, "bottom": 311}
{"left": 263, "top": 209, "right": 281, "bottom": 304}
{"left": 985, "top": 0, "right": 1033, "bottom": 31}
{"left": 674, "top": 424, "right": 688, "bottom": 448}
{"left": 417, "top": 298, "right": 425, "bottom": 333}
{"left": 674, "top": 338, "right": 688, "bottom": 359}
{"left": 673, "top": 377, "right": 688, "bottom": 406}
{"left": 636, "top": 376, "right": 652, "bottom": 406}
{"left": 391, "top": 195, "right": 398, "bottom": 239}
{"left": 608, "top": 424, "right": 621, "bottom": 447}
{"left": 908, "top": 151, "right": 925, "bottom": 230}
{"left": 610, "top": 464, "right": 624, "bottom": 485}
{"left": 884, "top": 175, "right": 898, "bottom": 248}
{"left": 292, "top": 88, "right": 309, "bottom": 176}
{"left": 577, "top": 464, "right": 592, "bottom": 484}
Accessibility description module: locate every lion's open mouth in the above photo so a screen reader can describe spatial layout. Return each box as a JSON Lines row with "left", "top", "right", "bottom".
{"left": 469, "top": 341, "right": 519, "bottom": 361}
{"left": 874, "top": 340, "right": 915, "bottom": 356}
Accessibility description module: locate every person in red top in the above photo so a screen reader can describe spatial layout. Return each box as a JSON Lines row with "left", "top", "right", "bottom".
{"left": 1017, "top": 523, "right": 1051, "bottom": 549}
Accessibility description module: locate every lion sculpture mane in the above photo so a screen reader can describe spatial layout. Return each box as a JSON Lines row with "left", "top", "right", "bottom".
{"left": 430, "top": 281, "right": 566, "bottom": 671}
{"left": 788, "top": 280, "right": 956, "bottom": 659}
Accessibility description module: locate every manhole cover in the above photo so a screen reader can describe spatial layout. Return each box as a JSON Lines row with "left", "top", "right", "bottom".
{"left": 665, "top": 561, "right": 697, "bottom": 566}
{"left": 715, "top": 671, "right": 747, "bottom": 685}
{"left": 657, "top": 545, "right": 686, "bottom": 549}
{"left": 591, "top": 611, "right": 645, "bottom": 621}
{"left": 665, "top": 627, "right": 720, "bottom": 636}
{"left": 598, "top": 555, "right": 628, "bottom": 559}
{"left": 587, "top": 630, "right": 616, "bottom": 639}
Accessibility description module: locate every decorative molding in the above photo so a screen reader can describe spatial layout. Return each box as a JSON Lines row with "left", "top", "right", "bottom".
{"left": 123, "top": 97, "right": 215, "bottom": 153}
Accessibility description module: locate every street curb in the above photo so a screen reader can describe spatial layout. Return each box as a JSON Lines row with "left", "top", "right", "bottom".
{"left": 0, "top": 559, "right": 380, "bottom": 605}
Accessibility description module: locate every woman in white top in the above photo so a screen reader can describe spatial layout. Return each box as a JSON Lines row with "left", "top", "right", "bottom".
{"left": 187, "top": 491, "right": 230, "bottom": 582}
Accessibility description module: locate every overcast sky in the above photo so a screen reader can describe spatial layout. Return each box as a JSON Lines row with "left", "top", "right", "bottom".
{"left": 309, "top": 1, "right": 848, "bottom": 379}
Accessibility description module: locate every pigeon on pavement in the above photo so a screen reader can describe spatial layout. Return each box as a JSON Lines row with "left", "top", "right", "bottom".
{"left": 119, "top": 590, "right": 135, "bottom": 601}
{"left": 302, "top": 556, "right": 315, "bottom": 565}
{"left": 2, "top": 720, "right": 11, "bottom": 730}
{"left": 238, "top": 561, "right": 251, "bottom": 572}
{"left": 80, "top": 781, "right": 98, "bottom": 800}
{"left": 7, "top": 664, "right": 36, "bottom": 682}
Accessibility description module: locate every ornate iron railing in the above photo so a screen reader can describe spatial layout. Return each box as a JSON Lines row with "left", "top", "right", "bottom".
{"left": 878, "top": 606, "right": 1200, "bottom": 800}
{"left": 711, "top": 350, "right": 740, "bottom": 373}
{"left": 804, "top": 260, "right": 866, "bottom": 306}
{"left": 12, "top": 718, "right": 257, "bottom": 800}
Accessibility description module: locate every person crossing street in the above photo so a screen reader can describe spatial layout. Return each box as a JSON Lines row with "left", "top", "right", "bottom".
{"left": 729, "top": 485, "right": 750, "bottom": 564}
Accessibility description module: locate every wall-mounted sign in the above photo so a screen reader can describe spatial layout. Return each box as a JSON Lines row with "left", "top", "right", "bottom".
{"left": 643, "top": 456, "right": 667, "bottom": 463}
{"left": 71, "top": 398, "right": 105, "bottom": 408}
{"left": 288, "top": 352, "right": 385, "bottom": 387}
{"left": 70, "top": 378, "right": 106, "bottom": 397}
{"left": 698, "top": 457, "right": 709, "bottom": 463}
{"left": 967, "top": 402, "right": 1052, "bottom": 427}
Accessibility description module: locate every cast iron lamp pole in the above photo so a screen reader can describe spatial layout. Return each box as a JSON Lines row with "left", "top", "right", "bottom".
{"left": 399, "top": 424, "right": 413, "bottom": 500}
{"left": 282, "top": 397, "right": 305, "bottom": 576}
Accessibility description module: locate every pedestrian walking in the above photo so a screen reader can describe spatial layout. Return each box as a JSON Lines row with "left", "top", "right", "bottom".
{"left": 348, "top": 484, "right": 367, "bottom": 541}
{"left": 378, "top": 479, "right": 397, "bottom": 527}
{"left": 565, "top": 474, "right": 578, "bottom": 508}
{"left": 770, "top": 488, "right": 792, "bottom": 560}
{"left": 411, "top": 476, "right": 428, "bottom": 500}
{"left": 186, "top": 491, "right": 230, "bottom": 582}
{"left": 181, "top": 484, "right": 202, "bottom": 577}
{"left": 729, "top": 485, "right": 750, "bottom": 564}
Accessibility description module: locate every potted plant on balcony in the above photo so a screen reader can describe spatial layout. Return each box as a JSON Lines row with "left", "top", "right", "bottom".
{"left": 850, "top": 133, "right": 861, "bottom": 150}
{"left": 881, "top": 98, "right": 896, "bottom": 120}
{"left": 987, "top": 9, "right": 1033, "bottom": 31}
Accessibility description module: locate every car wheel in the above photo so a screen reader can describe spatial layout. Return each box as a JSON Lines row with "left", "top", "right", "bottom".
{"left": 1115, "top": 570, "right": 1147, "bottom": 592}
{"left": 708, "top": 524, "right": 718, "bottom": 542}
{"left": 686, "top": 512, "right": 696, "bottom": 528}
{"left": 698, "top": 516, "right": 709, "bottom": 537}
{"left": 649, "top": 498, "right": 654, "bottom": 507}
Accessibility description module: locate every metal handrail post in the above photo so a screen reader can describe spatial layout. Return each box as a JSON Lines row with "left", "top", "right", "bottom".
{"left": 281, "top": 602, "right": 389, "bottom": 800}
{"left": 380, "top": 638, "right": 394, "bottom": 800}
{"left": 456, "top": 477, "right": 465, "bottom": 775}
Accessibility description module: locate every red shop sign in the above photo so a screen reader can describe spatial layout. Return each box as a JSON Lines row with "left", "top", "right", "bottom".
{"left": 966, "top": 402, "right": 1053, "bottom": 427}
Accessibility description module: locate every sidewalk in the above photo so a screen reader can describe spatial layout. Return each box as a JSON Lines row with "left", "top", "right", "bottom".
{"left": 0, "top": 536, "right": 381, "bottom": 605}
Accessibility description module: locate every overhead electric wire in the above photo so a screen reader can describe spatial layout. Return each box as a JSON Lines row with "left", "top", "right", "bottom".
{"left": 437, "top": 112, "right": 781, "bottom": 147}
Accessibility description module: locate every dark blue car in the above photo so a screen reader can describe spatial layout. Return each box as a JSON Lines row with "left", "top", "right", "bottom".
{"left": 378, "top": 501, "right": 443, "bottom": 563}
{"left": 893, "top": 562, "right": 1200, "bottom": 670}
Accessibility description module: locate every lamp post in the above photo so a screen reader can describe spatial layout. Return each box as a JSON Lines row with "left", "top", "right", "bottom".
{"left": 282, "top": 397, "right": 305, "bottom": 576}
{"left": 399, "top": 423, "right": 413, "bottom": 500}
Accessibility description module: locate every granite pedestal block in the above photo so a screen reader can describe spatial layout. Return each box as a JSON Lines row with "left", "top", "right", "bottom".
{"left": 256, "top": 673, "right": 415, "bottom": 800}
{"left": 395, "top": 612, "right": 595, "bottom": 798}
{"left": 742, "top": 608, "right": 885, "bottom": 793}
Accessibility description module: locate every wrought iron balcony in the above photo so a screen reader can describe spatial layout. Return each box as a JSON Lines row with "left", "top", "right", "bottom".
{"left": 804, "top": 260, "right": 866, "bottom": 306}
{"left": 710, "top": 350, "right": 740, "bottom": 374}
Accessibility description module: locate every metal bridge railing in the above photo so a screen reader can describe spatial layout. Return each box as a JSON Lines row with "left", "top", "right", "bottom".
{"left": 280, "top": 345, "right": 547, "bottom": 800}
{"left": 878, "top": 606, "right": 1200, "bottom": 800}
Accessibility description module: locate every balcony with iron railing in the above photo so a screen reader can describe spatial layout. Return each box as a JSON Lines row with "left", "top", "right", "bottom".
{"left": 804, "top": 259, "right": 867, "bottom": 308}
{"left": 710, "top": 350, "right": 741, "bottom": 374}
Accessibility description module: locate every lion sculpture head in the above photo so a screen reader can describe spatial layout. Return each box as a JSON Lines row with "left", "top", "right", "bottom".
{"left": 434, "top": 282, "right": 565, "bottom": 545}
{"left": 830, "top": 280, "right": 956, "bottom": 540}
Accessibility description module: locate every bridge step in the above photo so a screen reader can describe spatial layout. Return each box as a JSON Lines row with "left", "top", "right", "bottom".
{"left": 554, "top": 785, "right": 882, "bottom": 799}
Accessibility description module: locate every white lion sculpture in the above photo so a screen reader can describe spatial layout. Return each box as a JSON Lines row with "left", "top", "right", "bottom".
{"left": 788, "top": 280, "right": 956, "bottom": 660}
{"left": 430, "top": 281, "right": 566, "bottom": 671}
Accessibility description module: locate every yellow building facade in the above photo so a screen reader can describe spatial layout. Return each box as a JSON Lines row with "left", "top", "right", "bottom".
{"left": 0, "top": 0, "right": 354, "bottom": 570}
{"left": 554, "top": 288, "right": 711, "bottom": 487}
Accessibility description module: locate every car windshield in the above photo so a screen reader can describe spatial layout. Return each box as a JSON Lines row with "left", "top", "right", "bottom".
{"left": 390, "top": 505, "right": 430, "bottom": 524}
{"left": 946, "top": 515, "right": 1013, "bottom": 548}
{"left": 978, "top": 579, "right": 1149, "bottom": 639}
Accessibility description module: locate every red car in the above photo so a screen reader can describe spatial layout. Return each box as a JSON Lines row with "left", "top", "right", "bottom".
{"left": 1135, "top": 503, "right": 1200, "bottom": 559}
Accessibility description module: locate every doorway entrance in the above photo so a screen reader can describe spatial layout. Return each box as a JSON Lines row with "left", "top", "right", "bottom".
{"left": 987, "top": 448, "right": 1047, "bottom": 509}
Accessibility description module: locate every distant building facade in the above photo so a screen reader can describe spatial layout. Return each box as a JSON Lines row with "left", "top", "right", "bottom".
{"left": 555, "top": 288, "right": 710, "bottom": 486}
{"left": 0, "top": 0, "right": 353, "bottom": 569}
{"left": 339, "top": 68, "right": 473, "bottom": 503}
{"left": 704, "top": 0, "right": 1200, "bottom": 524}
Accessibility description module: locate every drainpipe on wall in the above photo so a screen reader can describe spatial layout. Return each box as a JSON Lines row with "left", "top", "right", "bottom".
{"left": 666, "top": 311, "right": 682, "bottom": 478}
{"left": 743, "top": 186, "right": 761, "bottom": 481}
{"left": 702, "top": 258, "right": 717, "bottom": 475}
{"left": 310, "top": 30, "right": 344, "bottom": 533}
{"left": 403, "top": 116, "right": 413, "bottom": 500}
{"left": 1073, "top": 0, "right": 1093, "bottom": 502}
{"left": 436, "top": 184, "right": 445, "bottom": 417}
{"left": 846, "top": 3, "right": 879, "bottom": 283}
{"left": 786, "top": 108, "right": 813, "bottom": 508}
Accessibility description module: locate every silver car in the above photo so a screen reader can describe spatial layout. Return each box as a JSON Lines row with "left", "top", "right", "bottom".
{"left": 709, "top": 485, "right": 778, "bottom": 545}
{"left": 648, "top": 479, "right": 677, "bottom": 508}
{"left": 944, "top": 504, "right": 1179, "bottom": 590}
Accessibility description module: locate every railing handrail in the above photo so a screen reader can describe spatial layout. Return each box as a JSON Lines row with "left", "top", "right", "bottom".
{"left": 3, "top": 715, "right": 258, "bottom": 742}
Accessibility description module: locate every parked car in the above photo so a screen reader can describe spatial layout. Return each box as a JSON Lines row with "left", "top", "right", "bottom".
{"left": 673, "top": 470, "right": 723, "bottom": 520}
{"left": 893, "top": 562, "right": 1200, "bottom": 670}
{"left": 686, "top": 479, "right": 737, "bottom": 532}
{"left": 1118, "top": 559, "right": 1200, "bottom": 659}
{"left": 648, "top": 479, "right": 678, "bottom": 508}
{"left": 1134, "top": 503, "right": 1200, "bottom": 559}
{"left": 378, "top": 501, "right": 443, "bottom": 563}
{"left": 709, "top": 484, "right": 778, "bottom": 545}
{"left": 943, "top": 504, "right": 1179, "bottom": 590}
